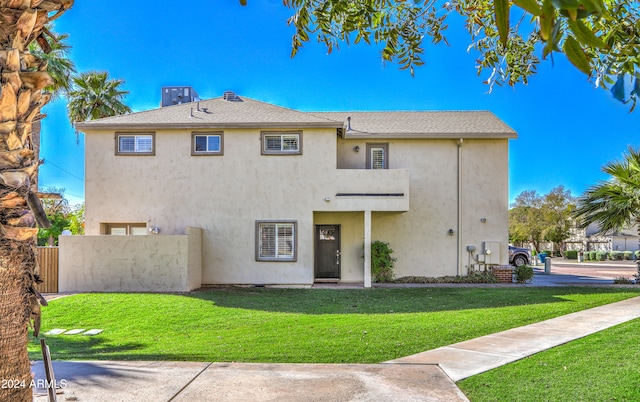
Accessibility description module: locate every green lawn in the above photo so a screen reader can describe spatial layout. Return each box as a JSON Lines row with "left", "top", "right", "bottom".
{"left": 29, "top": 287, "right": 640, "bottom": 365}
{"left": 458, "top": 318, "right": 640, "bottom": 401}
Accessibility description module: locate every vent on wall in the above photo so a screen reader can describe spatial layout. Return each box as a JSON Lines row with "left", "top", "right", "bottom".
{"left": 223, "top": 91, "right": 242, "bottom": 102}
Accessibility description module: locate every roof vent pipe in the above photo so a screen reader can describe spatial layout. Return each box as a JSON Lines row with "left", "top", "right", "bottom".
{"left": 347, "top": 116, "right": 352, "bottom": 131}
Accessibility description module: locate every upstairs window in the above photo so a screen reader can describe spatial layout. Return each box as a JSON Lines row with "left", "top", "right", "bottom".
{"left": 256, "top": 221, "right": 297, "bottom": 261}
{"left": 261, "top": 132, "right": 302, "bottom": 155}
{"left": 192, "top": 132, "right": 223, "bottom": 155}
{"left": 366, "top": 143, "right": 388, "bottom": 169}
{"left": 116, "top": 133, "right": 155, "bottom": 155}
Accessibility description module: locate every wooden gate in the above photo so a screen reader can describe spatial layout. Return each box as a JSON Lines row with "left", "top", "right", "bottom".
{"left": 36, "top": 247, "right": 58, "bottom": 293}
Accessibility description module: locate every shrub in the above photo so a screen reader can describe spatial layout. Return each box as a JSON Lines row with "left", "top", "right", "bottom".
{"left": 565, "top": 250, "right": 578, "bottom": 259}
{"left": 371, "top": 241, "right": 396, "bottom": 283}
{"left": 595, "top": 251, "right": 607, "bottom": 261}
{"left": 624, "top": 251, "right": 633, "bottom": 260}
{"left": 588, "top": 251, "right": 597, "bottom": 261}
{"left": 542, "top": 250, "right": 553, "bottom": 257}
{"left": 514, "top": 265, "right": 534, "bottom": 283}
{"left": 609, "top": 251, "right": 624, "bottom": 261}
{"left": 394, "top": 271, "right": 498, "bottom": 284}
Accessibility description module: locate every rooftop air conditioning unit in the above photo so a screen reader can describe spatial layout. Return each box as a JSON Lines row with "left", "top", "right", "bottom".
{"left": 161, "top": 86, "right": 200, "bottom": 107}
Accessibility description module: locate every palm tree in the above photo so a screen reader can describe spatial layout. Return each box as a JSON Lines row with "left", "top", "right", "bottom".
{"left": 28, "top": 27, "right": 77, "bottom": 186}
{"left": 28, "top": 27, "right": 77, "bottom": 99}
{"left": 67, "top": 71, "right": 132, "bottom": 126}
{"left": 573, "top": 146, "right": 640, "bottom": 282}
{"left": 0, "top": 2, "right": 74, "bottom": 401}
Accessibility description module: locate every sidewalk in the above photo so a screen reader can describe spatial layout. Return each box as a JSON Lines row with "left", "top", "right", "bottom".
{"left": 32, "top": 296, "right": 640, "bottom": 402}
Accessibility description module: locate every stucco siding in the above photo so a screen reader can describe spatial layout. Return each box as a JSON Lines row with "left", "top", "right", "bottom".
{"left": 59, "top": 227, "right": 202, "bottom": 292}
{"left": 337, "top": 137, "right": 509, "bottom": 278}
{"left": 81, "top": 122, "right": 510, "bottom": 286}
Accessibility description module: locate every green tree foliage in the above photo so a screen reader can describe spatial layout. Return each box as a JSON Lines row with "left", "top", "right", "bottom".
{"left": 574, "top": 146, "right": 640, "bottom": 234}
{"left": 241, "top": 0, "right": 640, "bottom": 109}
{"left": 67, "top": 71, "right": 132, "bottom": 125}
{"left": 37, "top": 188, "right": 84, "bottom": 246}
{"left": 28, "top": 26, "right": 76, "bottom": 100}
{"left": 574, "top": 148, "right": 640, "bottom": 284}
{"left": 542, "top": 185, "right": 576, "bottom": 252}
{"left": 509, "top": 190, "right": 545, "bottom": 251}
{"left": 509, "top": 186, "right": 575, "bottom": 252}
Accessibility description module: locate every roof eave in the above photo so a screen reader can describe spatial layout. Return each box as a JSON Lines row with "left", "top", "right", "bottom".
{"left": 342, "top": 131, "right": 518, "bottom": 140}
{"left": 75, "top": 121, "right": 344, "bottom": 131}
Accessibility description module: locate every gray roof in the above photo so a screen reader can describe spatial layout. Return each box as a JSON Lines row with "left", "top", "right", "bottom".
{"left": 75, "top": 96, "right": 343, "bottom": 130}
{"left": 75, "top": 94, "right": 517, "bottom": 139}
{"left": 312, "top": 111, "right": 517, "bottom": 139}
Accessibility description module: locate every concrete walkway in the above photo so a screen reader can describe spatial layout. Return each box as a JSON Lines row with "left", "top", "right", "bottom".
{"left": 388, "top": 295, "right": 640, "bottom": 381}
{"left": 32, "top": 294, "right": 640, "bottom": 401}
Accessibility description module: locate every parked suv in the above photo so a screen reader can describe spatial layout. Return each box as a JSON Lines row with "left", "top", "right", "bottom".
{"left": 509, "top": 246, "right": 532, "bottom": 267}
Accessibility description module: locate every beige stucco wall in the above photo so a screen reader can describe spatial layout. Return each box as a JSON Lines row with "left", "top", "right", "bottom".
{"left": 337, "top": 137, "right": 509, "bottom": 278}
{"left": 59, "top": 227, "right": 202, "bottom": 292}
{"left": 83, "top": 126, "right": 509, "bottom": 285}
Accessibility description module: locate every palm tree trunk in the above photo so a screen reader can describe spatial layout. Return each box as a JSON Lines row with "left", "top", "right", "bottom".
{"left": 0, "top": 3, "right": 73, "bottom": 401}
{"left": 0, "top": 243, "right": 37, "bottom": 402}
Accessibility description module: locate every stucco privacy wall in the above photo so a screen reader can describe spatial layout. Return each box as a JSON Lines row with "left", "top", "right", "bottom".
{"left": 59, "top": 227, "right": 202, "bottom": 292}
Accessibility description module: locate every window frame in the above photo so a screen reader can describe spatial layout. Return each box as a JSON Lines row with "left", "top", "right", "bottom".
{"left": 101, "top": 223, "right": 147, "bottom": 235}
{"left": 191, "top": 131, "right": 224, "bottom": 156}
{"left": 255, "top": 220, "right": 298, "bottom": 262}
{"left": 115, "top": 132, "right": 155, "bottom": 155}
{"left": 366, "top": 143, "right": 389, "bottom": 169}
{"left": 261, "top": 131, "right": 302, "bottom": 155}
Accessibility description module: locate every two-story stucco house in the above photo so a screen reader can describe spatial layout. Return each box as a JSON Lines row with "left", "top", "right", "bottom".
{"left": 59, "top": 90, "right": 516, "bottom": 292}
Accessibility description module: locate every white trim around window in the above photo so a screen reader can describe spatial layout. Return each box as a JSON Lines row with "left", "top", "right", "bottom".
{"left": 261, "top": 131, "right": 302, "bottom": 155}
{"left": 255, "top": 220, "right": 297, "bottom": 261}
{"left": 115, "top": 132, "right": 155, "bottom": 155}
{"left": 366, "top": 143, "right": 389, "bottom": 169}
{"left": 192, "top": 131, "right": 224, "bottom": 155}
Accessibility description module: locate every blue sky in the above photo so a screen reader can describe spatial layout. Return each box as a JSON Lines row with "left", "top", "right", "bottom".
{"left": 39, "top": 1, "right": 639, "bottom": 206}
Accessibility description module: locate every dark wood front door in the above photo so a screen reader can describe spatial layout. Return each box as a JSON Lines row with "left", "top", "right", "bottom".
{"left": 315, "top": 225, "right": 341, "bottom": 279}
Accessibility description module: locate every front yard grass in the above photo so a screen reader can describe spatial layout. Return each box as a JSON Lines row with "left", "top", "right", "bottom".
{"left": 458, "top": 318, "right": 640, "bottom": 401}
{"left": 29, "top": 287, "right": 640, "bottom": 364}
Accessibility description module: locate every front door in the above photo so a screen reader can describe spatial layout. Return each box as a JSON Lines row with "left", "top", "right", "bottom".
{"left": 315, "top": 225, "right": 341, "bottom": 279}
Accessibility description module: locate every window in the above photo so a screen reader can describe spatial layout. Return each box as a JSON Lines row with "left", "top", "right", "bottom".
{"left": 261, "top": 132, "right": 302, "bottom": 155}
{"left": 192, "top": 132, "right": 223, "bottom": 155}
{"left": 366, "top": 143, "right": 388, "bottom": 169}
{"left": 102, "top": 223, "right": 147, "bottom": 235}
{"left": 256, "top": 221, "right": 297, "bottom": 261}
{"left": 116, "top": 133, "right": 155, "bottom": 155}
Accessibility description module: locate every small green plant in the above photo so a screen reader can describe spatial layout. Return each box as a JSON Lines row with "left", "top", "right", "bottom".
{"left": 589, "top": 251, "right": 597, "bottom": 260}
{"left": 565, "top": 250, "right": 578, "bottom": 259}
{"left": 623, "top": 251, "right": 633, "bottom": 260}
{"left": 371, "top": 240, "right": 396, "bottom": 283}
{"left": 514, "top": 265, "right": 534, "bottom": 283}
{"left": 596, "top": 251, "right": 607, "bottom": 261}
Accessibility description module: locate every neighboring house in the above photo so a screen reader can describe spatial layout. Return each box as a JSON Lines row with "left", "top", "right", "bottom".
{"left": 565, "top": 223, "right": 640, "bottom": 253}
{"left": 59, "top": 89, "right": 517, "bottom": 292}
